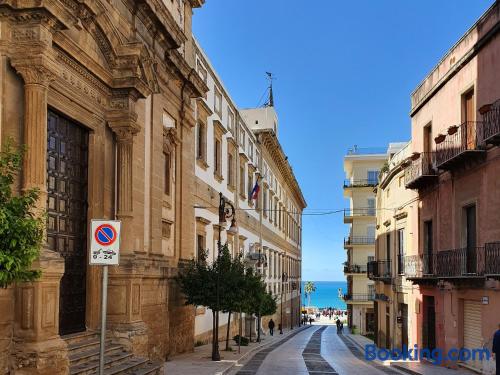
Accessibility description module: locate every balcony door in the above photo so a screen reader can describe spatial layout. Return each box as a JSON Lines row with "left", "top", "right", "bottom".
{"left": 367, "top": 198, "right": 375, "bottom": 216}
{"left": 464, "top": 205, "right": 477, "bottom": 274}
{"left": 423, "top": 220, "right": 433, "bottom": 274}
{"left": 463, "top": 90, "right": 476, "bottom": 150}
{"left": 367, "top": 170, "right": 378, "bottom": 185}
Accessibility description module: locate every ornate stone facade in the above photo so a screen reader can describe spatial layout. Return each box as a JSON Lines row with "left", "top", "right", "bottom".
{"left": 0, "top": 0, "right": 207, "bottom": 373}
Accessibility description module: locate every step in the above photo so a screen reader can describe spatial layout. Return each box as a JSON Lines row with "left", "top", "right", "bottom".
{"left": 69, "top": 344, "right": 125, "bottom": 367}
{"left": 127, "top": 361, "right": 163, "bottom": 375}
{"left": 102, "top": 357, "right": 151, "bottom": 375}
{"left": 70, "top": 351, "right": 134, "bottom": 375}
{"left": 67, "top": 337, "right": 113, "bottom": 355}
{"left": 63, "top": 331, "right": 100, "bottom": 346}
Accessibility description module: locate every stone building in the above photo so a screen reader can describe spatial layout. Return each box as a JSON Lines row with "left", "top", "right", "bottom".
{"left": 342, "top": 146, "right": 386, "bottom": 334}
{"left": 0, "top": 0, "right": 208, "bottom": 373}
{"left": 192, "top": 39, "right": 306, "bottom": 344}
{"left": 403, "top": 2, "right": 500, "bottom": 372}
{"left": 368, "top": 142, "right": 420, "bottom": 351}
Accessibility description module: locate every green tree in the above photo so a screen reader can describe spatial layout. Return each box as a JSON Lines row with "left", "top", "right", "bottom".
{"left": 304, "top": 281, "right": 316, "bottom": 307}
{"left": 0, "top": 140, "right": 44, "bottom": 288}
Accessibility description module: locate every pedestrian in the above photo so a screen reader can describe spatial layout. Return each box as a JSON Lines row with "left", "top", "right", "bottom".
{"left": 340, "top": 322, "right": 344, "bottom": 334}
{"left": 309, "top": 317, "right": 313, "bottom": 325}
{"left": 493, "top": 323, "right": 500, "bottom": 375}
{"left": 268, "top": 319, "right": 275, "bottom": 336}
{"left": 336, "top": 318, "right": 341, "bottom": 334}
{"left": 278, "top": 323, "right": 282, "bottom": 334}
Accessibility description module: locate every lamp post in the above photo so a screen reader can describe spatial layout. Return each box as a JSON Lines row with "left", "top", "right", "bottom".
{"left": 280, "top": 271, "right": 288, "bottom": 334}
{"left": 212, "top": 192, "right": 237, "bottom": 362}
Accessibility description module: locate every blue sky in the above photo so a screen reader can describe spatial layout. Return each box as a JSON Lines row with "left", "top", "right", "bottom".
{"left": 192, "top": 0, "right": 494, "bottom": 281}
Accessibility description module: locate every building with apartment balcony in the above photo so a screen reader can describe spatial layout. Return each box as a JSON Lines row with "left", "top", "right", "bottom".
{"left": 403, "top": 2, "right": 500, "bottom": 372}
{"left": 343, "top": 146, "right": 389, "bottom": 334}
{"left": 369, "top": 142, "right": 420, "bottom": 352}
{"left": 192, "top": 40, "right": 306, "bottom": 345}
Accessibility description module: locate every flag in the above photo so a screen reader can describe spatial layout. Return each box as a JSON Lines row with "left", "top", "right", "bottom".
{"left": 251, "top": 179, "right": 260, "bottom": 200}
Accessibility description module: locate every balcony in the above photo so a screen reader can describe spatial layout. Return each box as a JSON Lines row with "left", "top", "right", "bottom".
{"left": 344, "top": 236, "right": 376, "bottom": 247}
{"left": 435, "top": 121, "right": 486, "bottom": 170}
{"left": 343, "top": 293, "right": 375, "bottom": 302}
{"left": 343, "top": 179, "right": 378, "bottom": 189}
{"left": 343, "top": 208, "right": 376, "bottom": 223}
{"left": 479, "top": 99, "right": 500, "bottom": 145}
{"left": 343, "top": 263, "right": 368, "bottom": 274}
{"left": 367, "top": 260, "right": 391, "bottom": 283}
{"left": 405, "top": 244, "right": 500, "bottom": 283}
{"left": 404, "top": 152, "right": 438, "bottom": 190}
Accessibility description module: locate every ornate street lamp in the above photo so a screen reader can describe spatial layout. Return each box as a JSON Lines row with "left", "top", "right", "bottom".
{"left": 212, "top": 192, "right": 237, "bottom": 361}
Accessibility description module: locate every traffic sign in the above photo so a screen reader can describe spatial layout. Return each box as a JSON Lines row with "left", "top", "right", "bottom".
{"left": 90, "top": 220, "right": 121, "bottom": 265}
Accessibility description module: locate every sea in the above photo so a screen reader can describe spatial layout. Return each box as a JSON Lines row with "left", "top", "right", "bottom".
{"left": 301, "top": 281, "right": 347, "bottom": 310}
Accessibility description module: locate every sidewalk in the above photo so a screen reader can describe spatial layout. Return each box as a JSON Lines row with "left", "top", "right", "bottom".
{"left": 345, "top": 332, "right": 475, "bottom": 375}
{"left": 164, "top": 326, "right": 309, "bottom": 375}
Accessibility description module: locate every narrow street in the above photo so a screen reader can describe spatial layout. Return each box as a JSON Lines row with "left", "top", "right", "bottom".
{"left": 231, "top": 325, "right": 402, "bottom": 375}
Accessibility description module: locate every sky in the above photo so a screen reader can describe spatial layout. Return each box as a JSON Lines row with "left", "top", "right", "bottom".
{"left": 192, "top": 0, "right": 494, "bottom": 281}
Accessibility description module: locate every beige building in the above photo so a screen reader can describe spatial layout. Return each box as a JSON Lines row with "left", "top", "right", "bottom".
{"left": 343, "top": 146, "right": 387, "bottom": 334}
{"left": 192, "top": 40, "right": 306, "bottom": 344}
{"left": 0, "top": 0, "right": 216, "bottom": 374}
{"left": 369, "top": 142, "right": 420, "bottom": 351}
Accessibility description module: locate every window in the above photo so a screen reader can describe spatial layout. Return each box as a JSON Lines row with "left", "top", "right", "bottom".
{"left": 214, "top": 139, "right": 222, "bottom": 178}
{"left": 463, "top": 205, "right": 477, "bottom": 273}
{"left": 196, "top": 234, "right": 206, "bottom": 262}
{"left": 386, "top": 233, "right": 391, "bottom": 261}
{"left": 368, "top": 170, "right": 379, "bottom": 185}
{"left": 249, "top": 142, "right": 254, "bottom": 161}
{"left": 162, "top": 220, "right": 171, "bottom": 239}
{"left": 163, "top": 152, "right": 171, "bottom": 196}
{"left": 263, "top": 186, "right": 268, "bottom": 217}
{"left": 397, "top": 229, "right": 404, "bottom": 274}
{"left": 196, "top": 122, "right": 206, "bottom": 162}
{"left": 227, "top": 109, "right": 235, "bottom": 134}
{"left": 239, "top": 124, "right": 246, "bottom": 148}
{"left": 214, "top": 87, "right": 222, "bottom": 116}
{"left": 227, "top": 152, "right": 234, "bottom": 188}
{"left": 423, "top": 220, "right": 433, "bottom": 274}
{"left": 239, "top": 164, "right": 246, "bottom": 198}
{"left": 196, "top": 59, "right": 207, "bottom": 83}
{"left": 247, "top": 169, "right": 253, "bottom": 202}
{"left": 367, "top": 197, "right": 376, "bottom": 216}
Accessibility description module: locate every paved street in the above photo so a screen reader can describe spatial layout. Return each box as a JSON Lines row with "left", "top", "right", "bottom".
{"left": 226, "top": 324, "right": 475, "bottom": 375}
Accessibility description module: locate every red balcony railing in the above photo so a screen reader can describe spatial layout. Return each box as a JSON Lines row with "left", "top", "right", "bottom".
{"left": 404, "top": 152, "right": 437, "bottom": 189}
{"left": 435, "top": 121, "right": 485, "bottom": 170}
{"left": 479, "top": 99, "right": 500, "bottom": 145}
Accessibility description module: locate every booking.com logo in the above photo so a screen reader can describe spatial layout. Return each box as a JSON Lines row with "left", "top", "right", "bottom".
{"left": 365, "top": 344, "right": 491, "bottom": 365}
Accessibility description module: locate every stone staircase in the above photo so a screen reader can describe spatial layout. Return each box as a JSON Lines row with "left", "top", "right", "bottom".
{"left": 63, "top": 331, "right": 163, "bottom": 375}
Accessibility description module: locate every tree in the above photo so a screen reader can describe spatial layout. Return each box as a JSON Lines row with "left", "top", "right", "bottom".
{"left": 0, "top": 140, "right": 44, "bottom": 288}
{"left": 304, "top": 281, "right": 316, "bottom": 307}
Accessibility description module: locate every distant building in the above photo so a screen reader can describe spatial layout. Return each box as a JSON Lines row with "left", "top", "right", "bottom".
{"left": 369, "top": 142, "right": 420, "bottom": 351}
{"left": 342, "top": 146, "right": 393, "bottom": 334}
{"left": 193, "top": 39, "right": 306, "bottom": 344}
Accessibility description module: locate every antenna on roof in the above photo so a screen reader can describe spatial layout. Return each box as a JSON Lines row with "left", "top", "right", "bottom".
{"left": 264, "top": 72, "right": 275, "bottom": 107}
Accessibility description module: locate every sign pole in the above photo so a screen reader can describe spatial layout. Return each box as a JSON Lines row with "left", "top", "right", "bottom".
{"left": 99, "top": 265, "right": 109, "bottom": 375}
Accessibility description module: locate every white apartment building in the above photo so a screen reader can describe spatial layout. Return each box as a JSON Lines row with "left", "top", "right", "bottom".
{"left": 192, "top": 39, "right": 306, "bottom": 343}
{"left": 343, "top": 145, "right": 403, "bottom": 334}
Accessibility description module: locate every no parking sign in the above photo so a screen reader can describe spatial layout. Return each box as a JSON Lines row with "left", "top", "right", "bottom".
{"left": 90, "top": 220, "right": 121, "bottom": 265}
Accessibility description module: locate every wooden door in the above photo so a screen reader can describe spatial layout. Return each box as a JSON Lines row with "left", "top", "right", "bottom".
{"left": 47, "top": 110, "right": 89, "bottom": 335}
{"left": 464, "top": 91, "right": 476, "bottom": 149}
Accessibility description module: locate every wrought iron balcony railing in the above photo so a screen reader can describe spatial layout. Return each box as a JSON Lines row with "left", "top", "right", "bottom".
{"left": 343, "top": 264, "right": 368, "bottom": 274}
{"left": 404, "top": 245, "right": 500, "bottom": 279}
{"left": 367, "top": 260, "right": 391, "bottom": 281}
{"left": 343, "top": 293, "right": 375, "bottom": 302}
{"left": 344, "top": 236, "right": 376, "bottom": 246}
{"left": 479, "top": 99, "right": 500, "bottom": 145}
{"left": 404, "top": 152, "right": 437, "bottom": 189}
{"left": 435, "top": 121, "right": 485, "bottom": 170}
{"left": 343, "top": 179, "right": 378, "bottom": 188}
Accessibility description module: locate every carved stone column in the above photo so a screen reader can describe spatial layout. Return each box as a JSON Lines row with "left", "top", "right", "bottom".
{"left": 9, "top": 60, "right": 68, "bottom": 374}
{"left": 106, "top": 93, "right": 147, "bottom": 356}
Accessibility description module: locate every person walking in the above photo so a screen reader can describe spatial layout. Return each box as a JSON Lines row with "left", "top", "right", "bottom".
{"left": 336, "top": 318, "right": 341, "bottom": 334}
{"left": 268, "top": 319, "right": 275, "bottom": 336}
{"left": 493, "top": 323, "right": 500, "bottom": 375}
{"left": 309, "top": 317, "right": 313, "bottom": 325}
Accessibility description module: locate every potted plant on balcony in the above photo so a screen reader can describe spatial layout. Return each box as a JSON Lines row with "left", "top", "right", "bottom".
{"left": 447, "top": 125, "right": 459, "bottom": 135}
{"left": 434, "top": 133, "right": 446, "bottom": 144}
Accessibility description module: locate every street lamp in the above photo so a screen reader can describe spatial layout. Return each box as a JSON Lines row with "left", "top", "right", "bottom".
{"left": 212, "top": 192, "right": 237, "bottom": 362}
{"left": 280, "top": 271, "right": 288, "bottom": 334}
